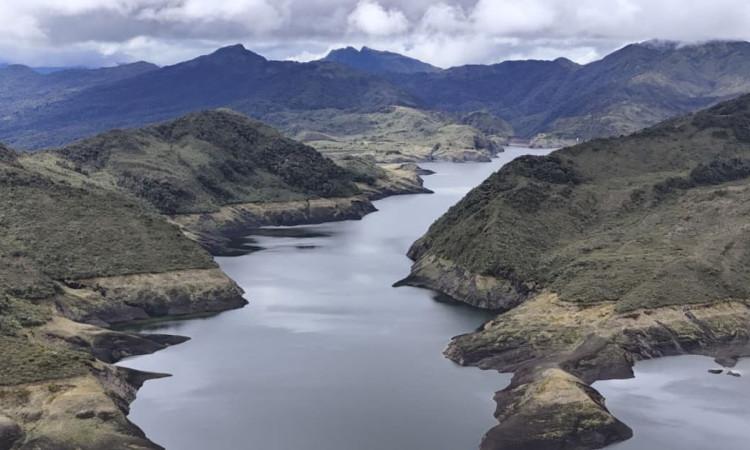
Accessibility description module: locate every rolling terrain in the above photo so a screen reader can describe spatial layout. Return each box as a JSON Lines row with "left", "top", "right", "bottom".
{"left": 0, "top": 140, "right": 245, "bottom": 449}
{"left": 402, "top": 93, "right": 750, "bottom": 449}
{"left": 268, "top": 106, "right": 510, "bottom": 163}
{"left": 24, "top": 109, "right": 428, "bottom": 253}
{"left": 0, "top": 109, "right": 428, "bottom": 449}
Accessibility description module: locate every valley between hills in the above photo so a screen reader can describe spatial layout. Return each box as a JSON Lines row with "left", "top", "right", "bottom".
{"left": 1, "top": 39, "right": 750, "bottom": 450}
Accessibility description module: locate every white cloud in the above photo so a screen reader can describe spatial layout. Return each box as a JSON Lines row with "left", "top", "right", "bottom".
{"left": 471, "top": 0, "right": 556, "bottom": 35}
{"left": 137, "top": 0, "right": 287, "bottom": 32}
{"left": 418, "top": 3, "right": 468, "bottom": 34}
{"left": 284, "top": 49, "right": 329, "bottom": 62}
{"left": 347, "top": 0, "right": 409, "bottom": 36}
{"left": 3, "top": 1, "right": 750, "bottom": 68}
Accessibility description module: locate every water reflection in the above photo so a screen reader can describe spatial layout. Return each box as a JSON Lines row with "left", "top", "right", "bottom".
{"left": 595, "top": 355, "right": 750, "bottom": 449}
{"left": 119, "top": 147, "right": 551, "bottom": 450}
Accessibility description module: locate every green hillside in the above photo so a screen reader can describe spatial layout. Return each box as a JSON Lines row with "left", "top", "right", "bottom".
{"left": 27, "top": 109, "right": 362, "bottom": 215}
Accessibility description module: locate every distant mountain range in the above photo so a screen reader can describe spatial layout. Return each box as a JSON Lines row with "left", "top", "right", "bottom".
{"left": 4, "top": 40, "right": 750, "bottom": 150}
{"left": 387, "top": 40, "right": 750, "bottom": 141}
{"left": 0, "top": 45, "right": 414, "bottom": 149}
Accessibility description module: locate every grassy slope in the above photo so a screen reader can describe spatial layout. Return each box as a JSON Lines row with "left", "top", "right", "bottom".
{"left": 411, "top": 93, "right": 750, "bottom": 312}
{"left": 25, "top": 109, "right": 361, "bottom": 215}
{"left": 266, "top": 106, "right": 508, "bottom": 162}
{"left": 0, "top": 142, "right": 216, "bottom": 385}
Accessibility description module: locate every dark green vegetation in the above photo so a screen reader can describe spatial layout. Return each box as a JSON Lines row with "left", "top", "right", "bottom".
{"left": 322, "top": 46, "right": 441, "bottom": 74}
{"left": 5, "top": 41, "right": 750, "bottom": 150}
{"left": 1, "top": 107, "right": 381, "bottom": 448}
{"left": 407, "top": 86, "right": 750, "bottom": 450}
{"left": 410, "top": 93, "right": 750, "bottom": 312}
{"left": 0, "top": 107, "right": 393, "bottom": 386}
{"left": 45, "top": 109, "right": 361, "bottom": 214}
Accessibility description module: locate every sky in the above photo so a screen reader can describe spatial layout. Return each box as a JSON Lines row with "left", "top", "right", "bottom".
{"left": 2, "top": 0, "right": 750, "bottom": 68}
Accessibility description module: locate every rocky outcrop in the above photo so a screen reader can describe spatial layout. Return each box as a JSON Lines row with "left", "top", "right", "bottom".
{"left": 354, "top": 163, "right": 433, "bottom": 200}
{"left": 396, "top": 255, "right": 526, "bottom": 310}
{"left": 41, "top": 317, "right": 190, "bottom": 364}
{"left": 0, "top": 367, "right": 165, "bottom": 450}
{"left": 0, "top": 266, "right": 245, "bottom": 450}
{"left": 171, "top": 196, "right": 377, "bottom": 255}
{"left": 55, "top": 268, "right": 246, "bottom": 326}
{"left": 443, "top": 293, "right": 750, "bottom": 449}
{"left": 276, "top": 106, "right": 505, "bottom": 164}
{"left": 401, "top": 94, "right": 750, "bottom": 449}
{"left": 481, "top": 368, "right": 631, "bottom": 450}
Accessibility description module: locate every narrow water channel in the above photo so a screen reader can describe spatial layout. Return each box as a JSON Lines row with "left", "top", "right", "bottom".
{"left": 120, "top": 147, "right": 552, "bottom": 450}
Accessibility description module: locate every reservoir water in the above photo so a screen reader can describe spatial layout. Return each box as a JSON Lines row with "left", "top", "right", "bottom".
{"left": 595, "top": 355, "right": 750, "bottom": 450}
{"left": 120, "top": 147, "right": 552, "bottom": 450}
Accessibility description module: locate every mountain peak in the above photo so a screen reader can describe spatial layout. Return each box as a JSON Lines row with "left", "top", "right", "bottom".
{"left": 553, "top": 57, "right": 580, "bottom": 69}
{"left": 215, "top": 43, "right": 247, "bottom": 52}
{"left": 323, "top": 46, "right": 440, "bottom": 74}
{"left": 209, "top": 44, "right": 267, "bottom": 62}
{"left": 638, "top": 39, "right": 680, "bottom": 51}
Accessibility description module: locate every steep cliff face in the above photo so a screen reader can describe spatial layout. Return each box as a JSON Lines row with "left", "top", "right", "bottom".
{"left": 403, "top": 94, "right": 750, "bottom": 449}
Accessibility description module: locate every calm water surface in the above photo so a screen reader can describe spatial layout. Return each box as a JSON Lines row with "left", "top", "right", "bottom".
{"left": 120, "top": 147, "right": 750, "bottom": 450}
{"left": 120, "top": 147, "right": 552, "bottom": 450}
{"left": 595, "top": 355, "right": 750, "bottom": 449}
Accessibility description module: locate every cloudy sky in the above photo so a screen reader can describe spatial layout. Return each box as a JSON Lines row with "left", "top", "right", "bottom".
{"left": 2, "top": 0, "right": 750, "bottom": 68}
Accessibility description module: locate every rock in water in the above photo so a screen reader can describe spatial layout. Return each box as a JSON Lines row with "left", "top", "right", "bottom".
{"left": 708, "top": 369, "right": 724, "bottom": 374}
{"left": 481, "top": 369, "right": 632, "bottom": 450}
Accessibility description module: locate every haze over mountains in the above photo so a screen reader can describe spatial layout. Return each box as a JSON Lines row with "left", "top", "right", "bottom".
{"left": 3, "top": 40, "right": 750, "bottom": 150}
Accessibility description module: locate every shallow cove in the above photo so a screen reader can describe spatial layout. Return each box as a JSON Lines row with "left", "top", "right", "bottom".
{"left": 595, "top": 355, "right": 750, "bottom": 449}
{"left": 119, "top": 147, "right": 551, "bottom": 450}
